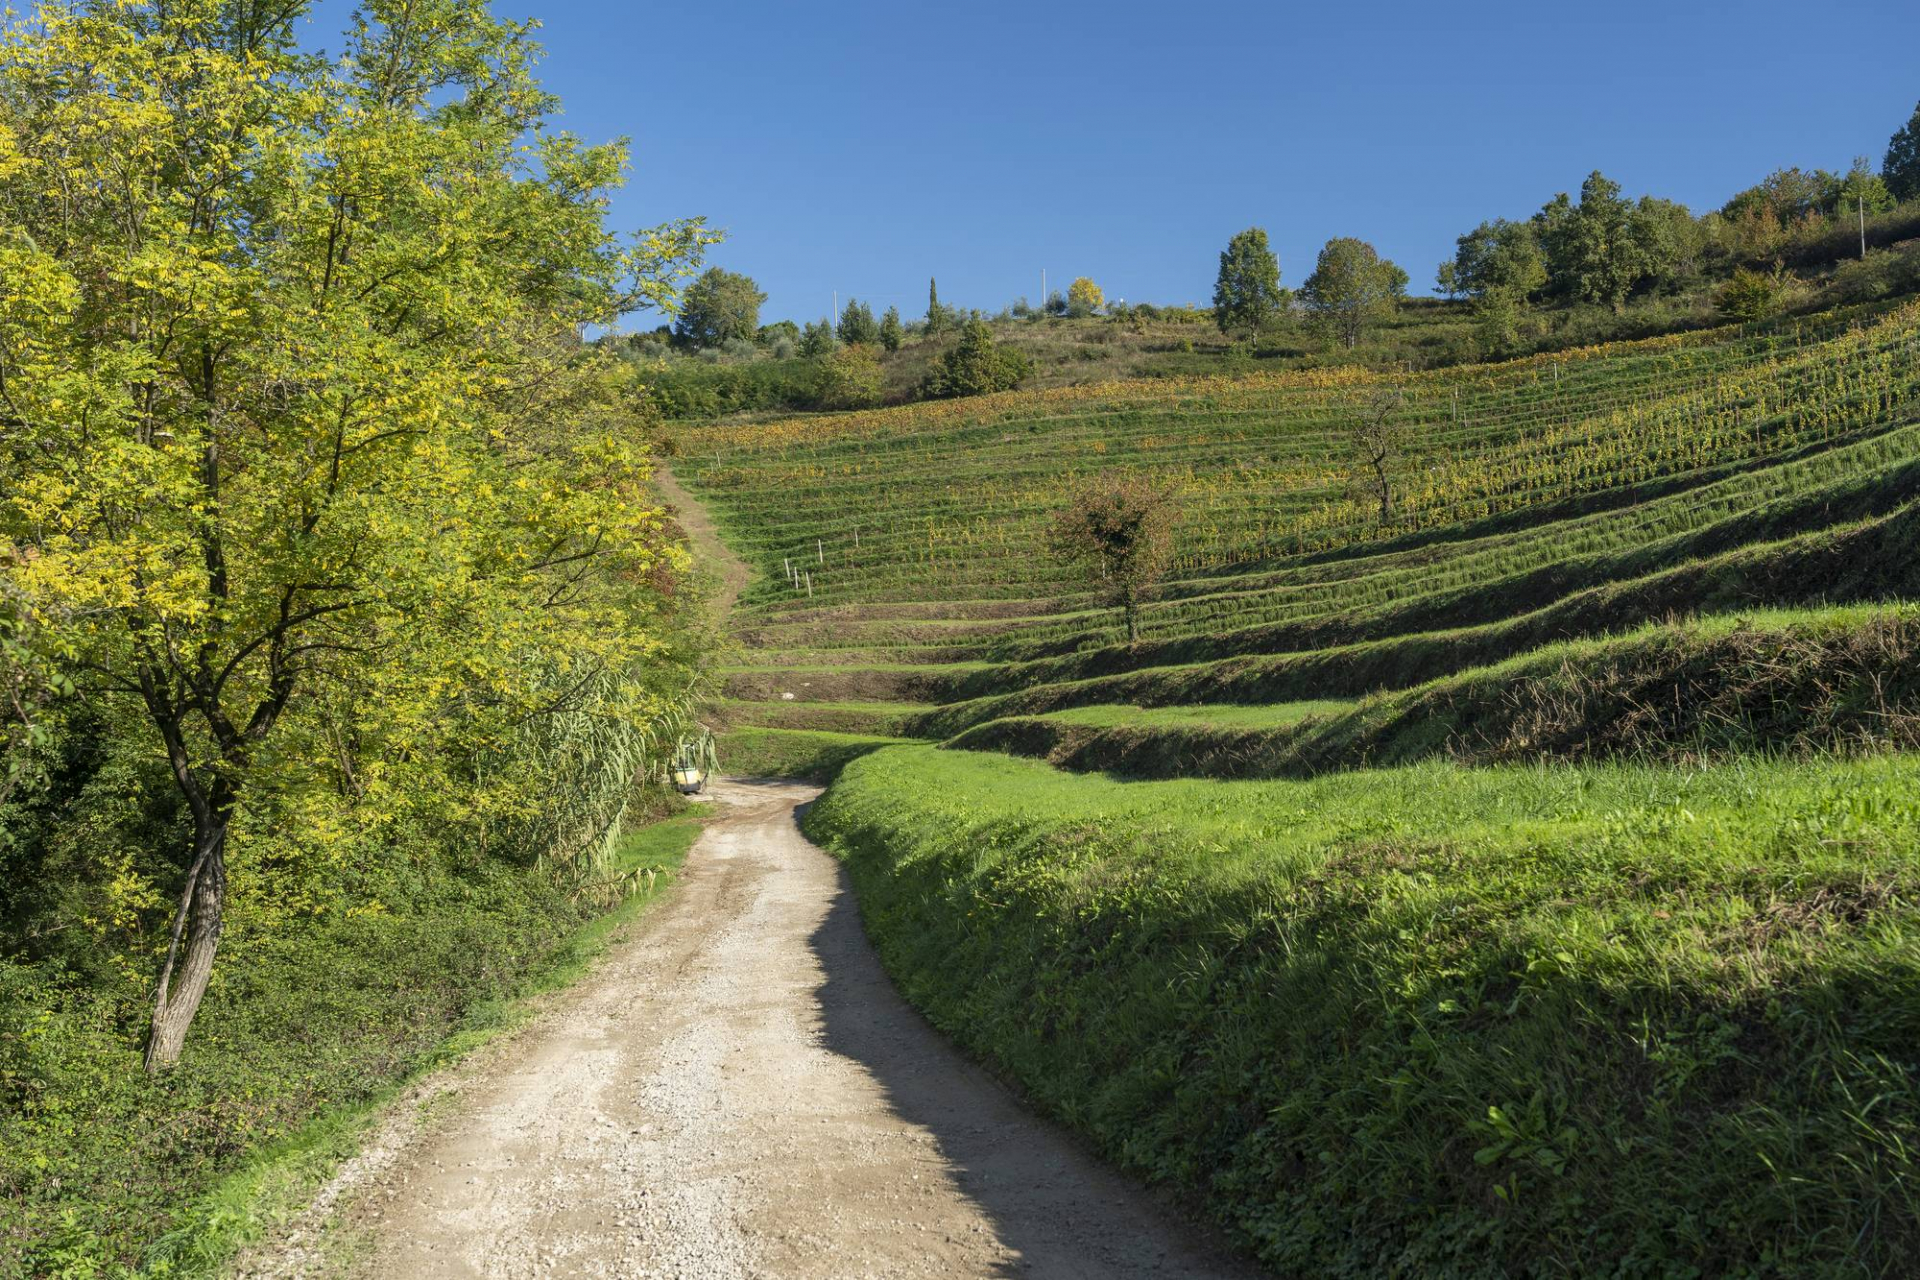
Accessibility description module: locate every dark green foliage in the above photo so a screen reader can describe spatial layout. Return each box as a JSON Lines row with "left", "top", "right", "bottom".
{"left": 636, "top": 357, "right": 824, "bottom": 419}
{"left": 1531, "top": 172, "right": 1704, "bottom": 311}
{"left": 925, "top": 277, "right": 954, "bottom": 334}
{"left": 1212, "top": 227, "right": 1284, "bottom": 338}
{"left": 1301, "top": 237, "right": 1404, "bottom": 349}
{"left": 1883, "top": 101, "right": 1920, "bottom": 203}
{"left": 1535, "top": 172, "right": 1683, "bottom": 312}
{"left": 921, "top": 319, "right": 1032, "bottom": 398}
{"left": 879, "top": 306, "right": 902, "bottom": 352}
{"left": 757, "top": 318, "right": 800, "bottom": 348}
{"left": 673, "top": 267, "right": 767, "bottom": 349}
{"left": 1439, "top": 219, "right": 1545, "bottom": 301}
{"left": 814, "top": 343, "right": 883, "bottom": 410}
{"left": 799, "top": 318, "right": 836, "bottom": 358}
{"left": 836, "top": 298, "right": 879, "bottom": 347}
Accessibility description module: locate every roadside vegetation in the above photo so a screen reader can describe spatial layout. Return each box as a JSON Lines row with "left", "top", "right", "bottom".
{"left": 0, "top": 2, "right": 712, "bottom": 1270}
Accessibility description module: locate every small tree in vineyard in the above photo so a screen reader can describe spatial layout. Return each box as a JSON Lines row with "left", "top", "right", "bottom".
{"left": 1049, "top": 474, "right": 1179, "bottom": 644}
{"left": 1349, "top": 388, "right": 1409, "bottom": 524}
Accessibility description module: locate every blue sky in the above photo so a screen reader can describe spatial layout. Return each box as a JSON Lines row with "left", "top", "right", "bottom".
{"left": 305, "top": 0, "right": 1920, "bottom": 326}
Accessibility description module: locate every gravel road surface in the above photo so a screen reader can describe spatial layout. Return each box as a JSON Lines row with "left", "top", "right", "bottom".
{"left": 247, "top": 779, "right": 1255, "bottom": 1279}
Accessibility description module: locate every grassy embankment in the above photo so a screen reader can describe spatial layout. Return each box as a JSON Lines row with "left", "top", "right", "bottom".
{"left": 808, "top": 745, "right": 1920, "bottom": 1275}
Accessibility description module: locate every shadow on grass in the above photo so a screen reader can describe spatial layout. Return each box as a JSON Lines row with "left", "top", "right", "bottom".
{"left": 793, "top": 798, "right": 1261, "bottom": 1280}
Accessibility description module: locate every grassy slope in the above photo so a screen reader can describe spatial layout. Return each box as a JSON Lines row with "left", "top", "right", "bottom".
{"left": 689, "top": 302, "right": 1920, "bottom": 743}
{"left": 940, "top": 604, "right": 1920, "bottom": 778}
{"left": 2, "top": 806, "right": 707, "bottom": 1278}
{"left": 808, "top": 745, "right": 1920, "bottom": 1276}
{"left": 715, "top": 727, "right": 907, "bottom": 783}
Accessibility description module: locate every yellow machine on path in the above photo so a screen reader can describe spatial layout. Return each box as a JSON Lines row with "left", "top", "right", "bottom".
{"left": 669, "top": 728, "right": 718, "bottom": 796}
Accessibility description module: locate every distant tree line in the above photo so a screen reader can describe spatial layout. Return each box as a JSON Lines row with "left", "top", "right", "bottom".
{"left": 1434, "top": 102, "right": 1920, "bottom": 346}
{"left": 616, "top": 98, "right": 1920, "bottom": 418}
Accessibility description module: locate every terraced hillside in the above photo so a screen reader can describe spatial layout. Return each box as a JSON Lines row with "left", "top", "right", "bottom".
{"left": 673, "top": 300, "right": 1920, "bottom": 1275}
{"left": 685, "top": 299, "right": 1920, "bottom": 759}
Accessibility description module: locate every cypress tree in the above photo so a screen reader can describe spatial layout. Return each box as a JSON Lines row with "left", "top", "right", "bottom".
{"left": 926, "top": 277, "right": 946, "bottom": 333}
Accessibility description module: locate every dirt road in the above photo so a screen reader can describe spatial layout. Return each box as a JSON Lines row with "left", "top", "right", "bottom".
{"left": 266, "top": 780, "right": 1253, "bottom": 1279}
{"left": 654, "top": 463, "right": 751, "bottom": 625}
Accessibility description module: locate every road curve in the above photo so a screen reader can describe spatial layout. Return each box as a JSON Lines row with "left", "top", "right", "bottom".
{"left": 303, "top": 779, "right": 1255, "bottom": 1279}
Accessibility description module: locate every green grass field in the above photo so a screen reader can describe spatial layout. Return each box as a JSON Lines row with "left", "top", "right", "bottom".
{"left": 806, "top": 746, "right": 1920, "bottom": 1275}
{"left": 678, "top": 292, "right": 1920, "bottom": 1272}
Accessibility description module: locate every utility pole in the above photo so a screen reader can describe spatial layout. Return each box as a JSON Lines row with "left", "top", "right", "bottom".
{"left": 1860, "top": 194, "right": 1868, "bottom": 260}
{"left": 832, "top": 290, "right": 838, "bottom": 321}
{"left": 1042, "top": 268, "right": 1047, "bottom": 309}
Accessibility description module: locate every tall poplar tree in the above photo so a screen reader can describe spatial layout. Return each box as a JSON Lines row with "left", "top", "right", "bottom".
{"left": 1213, "top": 227, "right": 1284, "bottom": 338}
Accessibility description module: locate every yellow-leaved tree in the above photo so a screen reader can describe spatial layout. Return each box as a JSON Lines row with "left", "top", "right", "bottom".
{"left": 0, "top": 0, "right": 714, "bottom": 1067}
{"left": 1067, "top": 276, "right": 1105, "bottom": 314}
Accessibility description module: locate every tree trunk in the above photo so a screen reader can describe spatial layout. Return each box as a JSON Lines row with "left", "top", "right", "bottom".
{"left": 1122, "top": 587, "right": 1140, "bottom": 644}
{"left": 144, "top": 813, "right": 230, "bottom": 1071}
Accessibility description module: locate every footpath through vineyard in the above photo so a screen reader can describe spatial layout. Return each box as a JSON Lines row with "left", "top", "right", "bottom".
{"left": 241, "top": 780, "right": 1253, "bottom": 1278}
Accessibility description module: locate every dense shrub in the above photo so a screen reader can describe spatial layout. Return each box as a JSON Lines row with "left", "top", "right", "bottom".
{"left": 1717, "top": 266, "right": 1789, "bottom": 321}
{"left": 1823, "top": 240, "right": 1920, "bottom": 307}
{"left": 921, "top": 320, "right": 1032, "bottom": 398}
{"left": 636, "top": 357, "right": 826, "bottom": 418}
{"left": 814, "top": 344, "right": 884, "bottom": 410}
